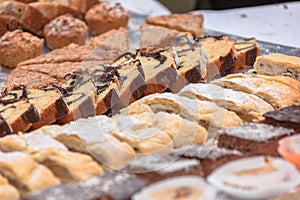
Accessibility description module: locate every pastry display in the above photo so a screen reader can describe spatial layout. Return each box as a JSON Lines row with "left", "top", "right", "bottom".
{"left": 278, "top": 134, "right": 300, "bottom": 170}
{"left": 253, "top": 53, "right": 300, "bottom": 81}
{"left": 0, "top": 15, "right": 18, "bottom": 37}
{"left": 208, "top": 156, "right": 300, "bottom": 199}
{"left": 0, "top": 30, "right": 44, "bottom": 68}
{"left": 0, "top": 174, "right": 19, "bottom": 200}
{"left": 211, "top": 73, "right": 300, "bottom": 109}
{"left": 171, "top": 145, "right": 244, "bottom": 176}
{"left": 217, "top": 123, "right": 294, "bottom": 156}
{"left": 0, "top": 1, "right": 299, "bottom": 199}
{"left": 145, "top": 13, "right": 204, "bottom": 37}
{"left": 85, "top": 2, "right": 129, "bottom": 35}
{"left": 132, "top": 176, "right": 217, "bottom": 200}
{"left": 124, "top": 154, "right": 204, "bottom": 183}
{"left": 43, "top": 14, "right": 88, "bottom": 49}
{"left": 179, "top": 83, "right": 274, "bottom": 122}
{"left": 262, "top": 105, "right": 300, "bottom": 133}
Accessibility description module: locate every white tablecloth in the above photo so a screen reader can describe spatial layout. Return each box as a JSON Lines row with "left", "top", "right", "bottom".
{"left": 194, "top": 2, "right": 300, "bottom": 48}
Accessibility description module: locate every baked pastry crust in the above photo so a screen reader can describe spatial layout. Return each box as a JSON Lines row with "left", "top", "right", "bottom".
{"left": 145, "top": 13, "right": 204, "bottom": 37}
{"left": 0, "top": 151, "right": 60, "bottom": 197}
{"left": 179, "top": 83, "right": 274, "bottom": 122}
{"left": 131, "top": 93, "right": 243, "bottom": 130}
{"left": 211, "top": 74, "right": 300, "bottom": 109}
{"left": 0, "top": 30, "right": 44, "bottom": 68}
{"left": 33, "top": 116, "right": 137, "bottom": 170}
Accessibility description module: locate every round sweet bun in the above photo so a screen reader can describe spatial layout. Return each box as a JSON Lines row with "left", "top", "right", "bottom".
{"left": 0, "top": 30, "right": 44, "bottom": 68}
{"left": 85, "top": 2, "right": 129, "bottom": 35}
{"left": 43, "top": 14, "right": 88, "bottom": 50}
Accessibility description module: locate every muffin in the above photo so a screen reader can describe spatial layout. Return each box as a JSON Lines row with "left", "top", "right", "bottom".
{"left": 85, "top": 2, "right": 129, "bottom": 35}
{"left": 0, "top": 30, "right": 44, "bottom": 68}
{"left": 43, "top": 14, "right": 88, "bottom": 50}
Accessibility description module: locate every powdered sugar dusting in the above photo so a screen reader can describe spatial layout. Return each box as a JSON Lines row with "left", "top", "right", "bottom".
{"left": 218, "top": 123, "right": 293, "bottom": 141}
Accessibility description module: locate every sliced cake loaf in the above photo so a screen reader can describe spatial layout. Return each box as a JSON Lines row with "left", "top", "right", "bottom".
{"left": 55, "top": 71, "right": 97, "bottom": 124}
{"left": 211, "top": 74, "right": 300, "bottom": 109}
{"left": 137, "top": 48, "right": 178, "bottom": 95}
{"left": 0, "top": 174, "right": 20, "bottom": 200}
{"left": 253, "top": 53, "right": 300, "bottom": 81}
{"left": 232, "top": 38, "right": 260, "bottom": 71}
{"left": 81, "top": 64, "right": 120, "bottom": 115}
{"left": 0, "top": 151, "right": 60, "bottom": 198}
{"left": 145, "top": 13, "right": 204, "bottom": 37}
{"left": 179, "top": 83, "right": 274, "bottom": 122}
{"left": 111, "top": 54, "right": 146, "bottom": 113}
{"left": 2, "top": 86, "right": 69, "bottom": 130}
{"left": 169, "top": 34, "right": 207, "bottom": 92}
{"left": 0, "top": 98, "right": 39, "bottom": 134}
{"left": 199, "top": 36, "right": 237, "bottom": 79}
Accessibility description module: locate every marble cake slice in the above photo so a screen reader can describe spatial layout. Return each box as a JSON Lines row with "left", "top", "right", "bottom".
{"left": 111, "top": 53, "right": 146, "bottom": 113}
{"left": 55, "top": 71, "right": 97, "bottom": 124}
{"left": 2, "top": 86, "right": 69, "bottom": 130}
{"left": 199, "top": 35, "right": 237, "bottom": 79}
{"left": 169, "top": 34, "right": 207, "bottom": 92}
{"left": 232, "top": 38, "right": 260, "bottom": 71}
{"left": 0, "top": 98, "right": 39, "bottom": 134}
{"left": 82, "top": 64, "right": 120, "bottom": 115}
{"left": 137, "top": 48, "right": 178, "bottom": 95}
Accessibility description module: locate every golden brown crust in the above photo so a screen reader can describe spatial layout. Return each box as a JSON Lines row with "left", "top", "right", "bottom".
{"left": 85, "top": 2, "right": 129, "bottom": 35}
{"left": 145, "top": 13, "right": 204, "bottom": 37}
{"left": 44, "top": 14, "right": 88, "bottom": 49}
{"left": 0, "top": 30, "right": 44, "bottom": 68}
{"left": 56, "top": 0, "right": 99, "bottom": 13}
{"left": 0, "top": 174, "right": 19, "bottom": 200}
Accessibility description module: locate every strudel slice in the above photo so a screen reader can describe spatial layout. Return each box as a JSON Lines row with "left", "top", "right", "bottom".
{"left": 109, "top": 115, "right": 174, "bottom": 155}
{"left": 179, "top": 83, "right": 274, "bottom": 122}
{"left": 211, "top": 74, "right": 300, "bottom": 109}
{"left": 132, "top": 93, "right": 242, "bottom": 130}
{"left": 0, "top": 99, "right": 39, "bottom": 134}
{"left": 0, "top": 174, "right": 19, "bottom": 200}
{"left": 253, "top": 53, "right": 300, "bottom": 81}
{"left": 0, "top": 114, "right": 12, "bottom": 136}
{"left": 0, "top": 134, "right": 102, "bottom": 183}
{"left": 33, "top": 117, "right": 136, "bottom": 170}
{"left": 2, "top": 86, "right": 69, "bottom": 130}
{"left": 0, "top": 152, "right": 60, "bottom": 197}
